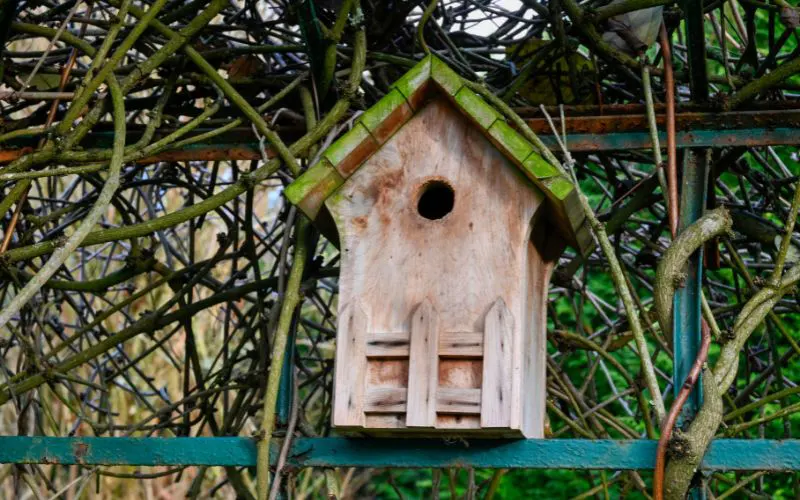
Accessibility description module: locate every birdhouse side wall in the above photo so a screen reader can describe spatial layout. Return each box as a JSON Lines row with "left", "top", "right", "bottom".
{"left": 522, "top": 236, "right": 555, "bottom": 438}
{"left": 327, "top": 98, "right": 550, "bottom": 436}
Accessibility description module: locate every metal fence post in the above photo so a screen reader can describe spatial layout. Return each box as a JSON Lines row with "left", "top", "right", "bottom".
{"left": 676, "top": 0, "right": 711, "bottom": 497}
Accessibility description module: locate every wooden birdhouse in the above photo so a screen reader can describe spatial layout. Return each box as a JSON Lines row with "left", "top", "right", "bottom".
{"left": 285, "top": 55, "right": 592, "bottom": 438}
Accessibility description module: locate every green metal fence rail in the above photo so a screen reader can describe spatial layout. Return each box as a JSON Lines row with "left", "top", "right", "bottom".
{"left": 3, "top": 437, "right": 800, "bottom": 471}
{"left": 2, "top": 106, "right": 799, "bottom": 162}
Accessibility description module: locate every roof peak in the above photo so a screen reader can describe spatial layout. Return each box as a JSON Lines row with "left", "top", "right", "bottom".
{"left": 285, "top": 54, "right": 592, "bottom": 255}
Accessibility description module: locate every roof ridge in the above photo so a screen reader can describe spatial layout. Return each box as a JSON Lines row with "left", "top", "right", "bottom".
{"left": 285, "top": 54, "right": 592, "bottom": 255}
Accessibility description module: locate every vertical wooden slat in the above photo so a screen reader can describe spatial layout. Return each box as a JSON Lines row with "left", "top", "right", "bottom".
{"left": 332, "top": 302, "right": 369, "bottom": 427}
{"left": 481, "top": 298, "right": 513, "bottom": 428}
{"left": 406, "top": 299, "right": 439, "bottom": 428}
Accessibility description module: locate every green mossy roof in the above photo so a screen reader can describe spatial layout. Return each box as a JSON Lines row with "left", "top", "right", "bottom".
{"left": 284, "top": 54, "right": 592, "bottom": 256}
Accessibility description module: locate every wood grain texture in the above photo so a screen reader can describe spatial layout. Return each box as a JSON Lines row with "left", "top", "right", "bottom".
{"left": 438, "top": 359, "right": 482, "bottom": 388}
{"left": 328, "top": 99, "right": 542, "bottom": 337}
{"left": 363, "top": 415, "right": 492, "bottom": 435}
{"left": 437, "top": 388, "right": 481, "bottom": 414}
{"left": 364, "top": 388, "right": 408, "bottom": 413}
{"left": 367, "top": 359, "right": 408, "bottom": 388}
{"left": 328, "top": 97, "right": 550, "bottom": 436}
{"left": 481, "top": 298, "right": 514, "bottom": 428}
{"left": 365, "top": 331, "right": 483, "bottom": 358}
{"left": 363, "top": 387, "right": 481, "bottom": 415}
{"left": 439, "top": 332, "right": 483, "bottom": 357}
{"left": 332, "top": 302, "right": 369, "bottom": 428}
{"left": 406, "top": 299, "right": 439, "bottom": 427}
{"left": 365, "top": 332, "right": 410, "bottom": 357}
{"left": 521, "top": 237, "right": 555, "bottom": 438}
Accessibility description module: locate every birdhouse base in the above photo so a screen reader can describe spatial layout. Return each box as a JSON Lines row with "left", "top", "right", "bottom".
{"left": 332, "top": 298, "right": 543, "bottom": 439}
{"left": 336, "top": 424, "right": 526, "bottom": 439}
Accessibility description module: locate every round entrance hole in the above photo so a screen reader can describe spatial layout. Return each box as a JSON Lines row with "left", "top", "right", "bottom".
{"left": 417, "top": 180, "right": 455, "bottom": 220}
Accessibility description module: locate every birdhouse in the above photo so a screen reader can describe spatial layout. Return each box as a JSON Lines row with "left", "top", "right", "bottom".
{"left": 286, "top": 56, "right": 592, "bottom": 438}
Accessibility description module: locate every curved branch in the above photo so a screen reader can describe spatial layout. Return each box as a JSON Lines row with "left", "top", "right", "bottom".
{"left": 417, "top": 0, "right": 439, "bottom": 54}
{"left": 726, "top": 54, "right": 800, "bottom": 109}
{"left": 662, "top": 372, "right": 723, "bottom": 500}
{"left": 654, "top": 207, "right": 732, "bottom": 340}
{"left": 714, "top": 264, "right": 800, "bottom": 392}
{"left": 0, "top": 73, "right": 126, "bottom": 328}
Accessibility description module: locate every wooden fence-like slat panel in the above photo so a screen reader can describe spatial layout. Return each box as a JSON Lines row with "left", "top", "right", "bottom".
{"left": 406, "top": 299, "right": 439, "bottom": 427}
{"left": 481, "top": 298, "right": 513, "bottom": 428}
{"left": 332, "top": 303, "right": 369, "bottom": 427}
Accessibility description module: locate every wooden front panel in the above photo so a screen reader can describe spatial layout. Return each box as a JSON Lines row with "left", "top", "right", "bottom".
{"left": 328, "top": 97, "right": 546, "bottom": 435}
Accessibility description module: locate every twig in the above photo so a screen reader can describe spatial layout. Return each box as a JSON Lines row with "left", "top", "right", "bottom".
{"left": 538, "top": 101, "right": 666, "bottom": 425}
{"left": 658, "top": 23, "right": 679, "bottom": 238}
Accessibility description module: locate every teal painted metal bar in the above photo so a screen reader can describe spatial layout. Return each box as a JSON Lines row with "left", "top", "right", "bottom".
{"left": 554, "top": 128, "right": 800, "bottom": 152}
{"left": 0, "top": 437, "right": 257, "bottom": 466}
{"left": 673, "top": 149, "right": 709, "bottom": 425}
{"left": 191, "top": 128, "right": 798, "bottom": 153}
{"left": 2, "top": 127, "right": 797, "bottom": 160}
{"left": 677, "top": 1, "right": 711, "bottom": 494}
{"left": 276, "top": 327, "right": 295, "bottom": 425}
{"left": 3, "top": 438, "right": 800, "bottom": 470}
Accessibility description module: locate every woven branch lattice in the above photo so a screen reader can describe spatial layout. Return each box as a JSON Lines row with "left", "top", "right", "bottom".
{"left": 1, "top": 0, "right": 800, "bottom": 497}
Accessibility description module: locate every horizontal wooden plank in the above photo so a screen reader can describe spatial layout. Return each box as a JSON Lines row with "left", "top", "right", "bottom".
{"left": 365, "top": 333, "right": 410, "bottom": 357}
{"left": 437, "top": 388, "right": 481, "bottom": 414}
{"left": 363, "top": 388, "right": 481, "bottom": 415}
{"left": 439, "top": 332, "right": 483, "bottom": 357}
{"left": 364, "top": 388, "right": 407, "bottom": 413}
{"left": 3, "top": 437, "right": 800, "bottom": 470}
{"left": 365, "top": 332, "right": 485, "bottom": 358}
